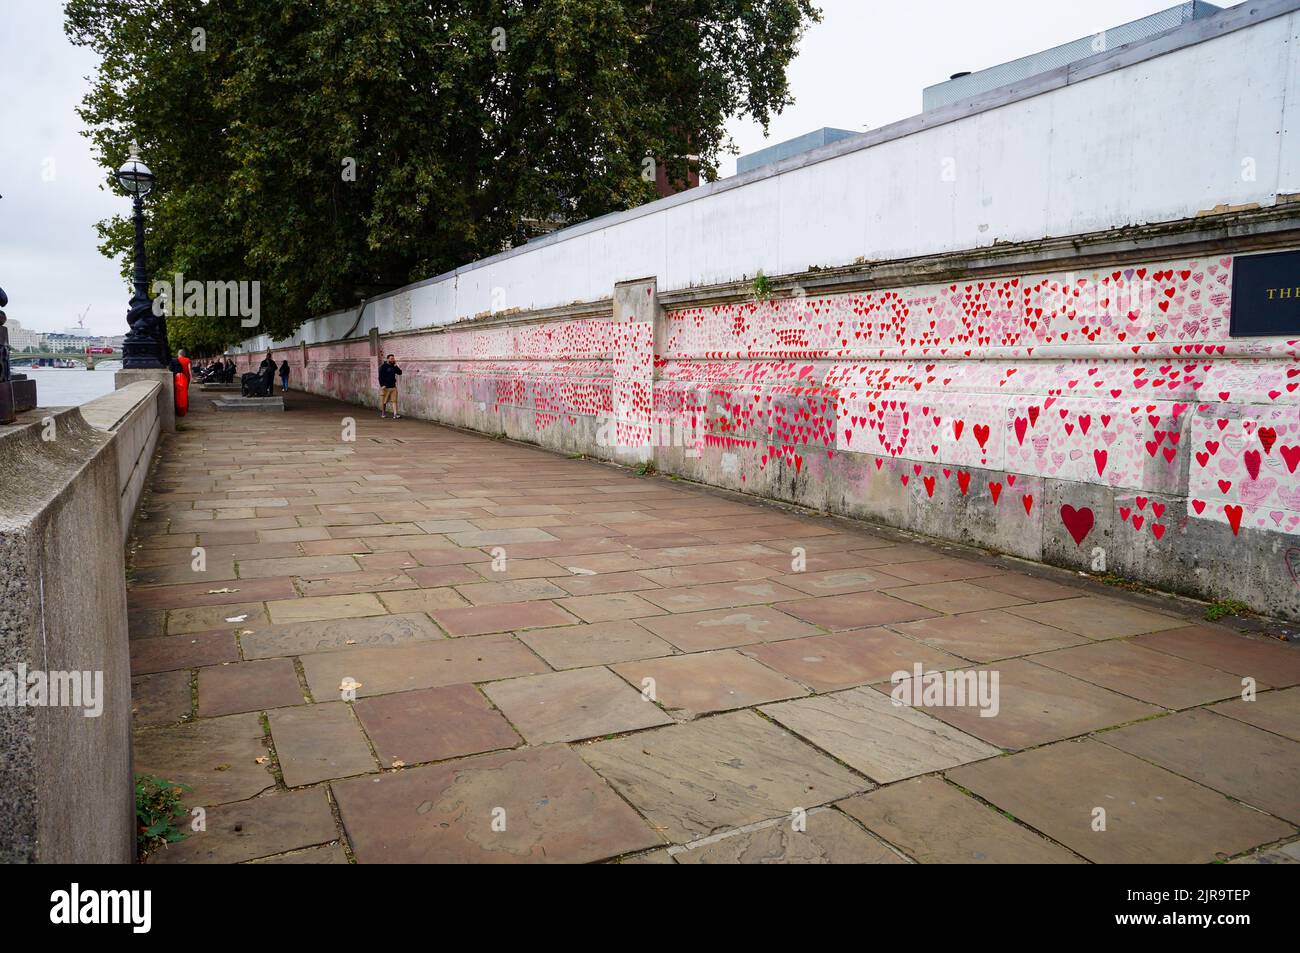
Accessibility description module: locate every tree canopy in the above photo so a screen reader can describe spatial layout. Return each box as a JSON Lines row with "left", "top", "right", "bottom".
{"left": 66, "top": 0, "right": 821, "bottom": 352}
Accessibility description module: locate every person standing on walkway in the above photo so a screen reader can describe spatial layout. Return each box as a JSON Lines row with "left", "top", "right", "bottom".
{"left": 378, "top": 353, "right": 402, "bottom": 418}
{"left": 258, "top": 350, "right": 277, "bottom": 396}
{"left": 278, "top": 359, "right": 290, "bottom": 393}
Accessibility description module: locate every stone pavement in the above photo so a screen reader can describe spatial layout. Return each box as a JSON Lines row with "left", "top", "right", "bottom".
{"left": 128, "top": 392, "right": 1300, "bottom": 863}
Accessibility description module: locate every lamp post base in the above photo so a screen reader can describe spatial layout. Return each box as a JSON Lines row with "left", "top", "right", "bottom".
{"left": 122, "top": 334, "right": 167, "bottom": 370}
{"left": 0, "top": 375, "right": 37, "bottom": 425}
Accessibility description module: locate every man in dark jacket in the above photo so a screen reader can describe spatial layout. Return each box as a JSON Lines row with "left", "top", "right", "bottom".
{"left": 257, "top": 351, "right": 277, "bottom": 395}
{"left": 378, "top": 353, "right": 402, "bottom": 418}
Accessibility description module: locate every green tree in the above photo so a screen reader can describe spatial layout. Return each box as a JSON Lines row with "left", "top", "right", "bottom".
{"left": 66, "top": 0, "right": 821, "bottom": 351}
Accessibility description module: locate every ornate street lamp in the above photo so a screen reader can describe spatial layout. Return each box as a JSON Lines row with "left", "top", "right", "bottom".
{"left": 115, "top": 144, "right": 170, "bottom": 369}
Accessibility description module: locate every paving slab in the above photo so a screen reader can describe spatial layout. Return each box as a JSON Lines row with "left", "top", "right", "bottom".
{"left": 405, "top": 564, "right": 483, "bottom": 587}
{"left": 883, "top": 580, "right": 1029, "bottom": 614}
{"left": 777, "top": 591, "right": 940, "bottom": 630}
{"left": 128, "top": 576, "right": 297, "bottom": 611}
{"left": 198, "top": 658, "right": 305, "bottom": 716}
{"left": 249, "top": 844, "right": 349, "bottom": 864}
{"left": 133, "top": 712, "right": 274, "bottom": 807}
{"left": 880, "top": 658, "right": 1158, "bottom": 750}
{"left": 1211, "top": 687, "right": 1300, "bottom": 741}
{"left": 264, "top": 593, "right": 388, "bottom": 625}
{"left": 551, "top": 571, "right": 662, "bottom": 596}
{"left": 447, "top": 527, "right": 559, "bottom": 547}
{"left": 299, "top": 634, "right": 548, "bottom": 698}
{"left": 970, "top": 573, "right": 1087, "bottom": 602}
{"left": 333, "top": 745, "right": 660, "bottom": 862}
{"left": 915, "top": 657, "right": 1159, "bottom": 748}
{"left": 873, "top": 557, "right": 1005, "bottom": 584}
{"left": 1031, "top": 640, "right": 1243, "bottom": 709}
{"left": 1005, "top": 596, "right": 1185, "bottom": 640}
{"left": 948, "top": 738, "right": 1294, "bottom": 864}
{"left": 295, "top": 570, "right": 417, "bottom": 597}
{"left": 636, "top": 561, "right": 781, "bottom": 587}
{"left": 778, "top": 566, "right": 911, "bottom": 597}
{"left": 241, "top": 612, "right": 444, "bottom": 659}
{"left": 353, "top": 683, "right": 521, "bottom": 765}
{"left": 618, "top": 849, "right": 677, "bottom": 864}
{"left": 431, "top": 600, "right": 578, "bottom": 636}
{"left": 302, "top": 538, "right": 374, "bottom": 556}
{"left": 1229, "top": 841, "right": 1300, "bottom": 865}
{"left": 132, "top": 671, "right": 192, "bottom": 727}
{"left": 483, "top": 667, "right": 673, "bottom": 743}
{"left": 761, "top": 686, "right": 999, "bottom": 782}
{"left": 133, "top": 560, "right": 238, "bottom": 587}
{"left": 638, "top": 580, "right": 806, "bottom": 614}
{"left": 267, "top": 702, "right": 377, "bottom": 787}
{"left": 516, "top": 621, "right": 676, "bottom": 670}
{"left": 888, "top": 610, "right": 1089, "bottom": 663}
{"left": 837, "top": 777, "right": 1082, "bottom": 864}
{"left": 238, "top": 555, "right": 361, "bottom": 579}
{"left": 1132, "top": 625, "right": 1300, "bottom": 687}
{"left": 638, "top": 606, "right": 821, "bottom": 652}
{"left": 454, "top": 579, "right": 569, "bottom": 605}
{"left": 467, "top": 558, "right": 572, "bottom": 581}
{"left": 131, "top": 630, "right": 240, "bottom": 675}
{"left": 147, "top": 788, "right": 337, "bottom": 864}
{"left": 376, "top": 587, "right": 470, "bottom": 616}
{"left": 167, "top": 602, "right": 269, "bottom": 634}
{"left": 673, "top": 809, "right": 907, "bottom": 864}
{"left": 741, "top": 629, "right": 966, "bottom": 693}
{"left": 555, "top": 592, "right": 667, "bottom": 623}
{"left": 752, "top": 550, "right": 887, "bottom": 574}
{"left": 580, "top": 711, "right": 868, "bottom": 843}
{"left": 1100, "top": 709, "right": 1300, "bottom": 824}
{"left": 612, "top": 650, "right": 808, "bottom": 718}
{"left": 128, "top": 607, "right": 165, "bottom": 640}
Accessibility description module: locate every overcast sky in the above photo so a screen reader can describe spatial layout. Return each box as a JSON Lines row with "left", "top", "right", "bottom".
{"left": 3, "top": 0, "right": 1187, "bottom": 337}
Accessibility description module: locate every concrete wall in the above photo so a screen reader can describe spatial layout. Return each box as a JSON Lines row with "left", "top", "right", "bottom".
{"left": 82, "top": 383, "right": 164, "bottom": 542}
{"left": 0, "top": 381, "right": 161, "bottom": 862}
{"left": 241, "top": 0, "right": 1300, "bottom": 350}
{"left": 236, "top": 3, "right": 1300, "bottom": 618}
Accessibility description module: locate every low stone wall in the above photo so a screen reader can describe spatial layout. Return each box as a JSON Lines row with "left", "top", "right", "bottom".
{"left": 82, "top": 382, "right": 164, "bottom": 543}
{"left": 0, "top": 381, "right": 161, "bottom": 863}
{"left": 245, "top": 214, "right": 1300, "bottom": 621}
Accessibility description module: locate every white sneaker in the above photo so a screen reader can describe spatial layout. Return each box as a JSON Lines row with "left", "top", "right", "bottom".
{"left": 393, "top": 414, "right": 402, "bottom": 419}
{"left": 379, "top": 413, "right": 387, "bottom": 418}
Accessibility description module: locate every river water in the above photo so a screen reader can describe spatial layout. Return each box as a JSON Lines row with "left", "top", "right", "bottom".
{"left": 16, "top": 365, "right": 121, "bottom": 407}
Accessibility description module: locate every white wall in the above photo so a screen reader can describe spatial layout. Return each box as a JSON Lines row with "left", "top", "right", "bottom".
{"left": 243, "top": 1, "right": 1300, "bottom": 353}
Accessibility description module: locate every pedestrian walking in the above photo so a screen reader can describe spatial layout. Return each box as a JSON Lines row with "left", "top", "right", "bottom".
{"left": 378, "top": 354, "right": 402, "bottom": 418}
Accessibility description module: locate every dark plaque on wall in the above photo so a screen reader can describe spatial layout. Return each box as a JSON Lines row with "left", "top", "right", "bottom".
{"left": 1230, "top": 249, "right": 1300, "bottom": 336}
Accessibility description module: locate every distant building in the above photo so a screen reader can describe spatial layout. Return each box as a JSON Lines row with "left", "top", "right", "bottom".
{"left": 922, "top": 1, "right": 1221, "bottom": 111}
{"left": 4, "top": 319, "right": 44, "bottom": 351}
{"left": 735, "top": 127, "right": 859, "bottom": 176}
{"left": 45, "top": 331, "right": 94, "bottom": 352}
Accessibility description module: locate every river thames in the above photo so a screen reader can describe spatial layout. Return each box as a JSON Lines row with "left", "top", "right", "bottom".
{"left": 17, "top": 365, "right": 120, "bottom": 407}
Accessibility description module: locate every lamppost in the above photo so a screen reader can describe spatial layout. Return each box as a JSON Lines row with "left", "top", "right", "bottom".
{"left": 115, "top": 144, "right": 169, "bottom": 369}
{"left": 0, "top": 286, "right": 37, "bottom": 424}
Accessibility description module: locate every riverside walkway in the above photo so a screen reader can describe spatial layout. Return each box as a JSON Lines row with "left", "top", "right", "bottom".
{"left": 127, "top": 391, "right": 1300, "bottom": 863}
